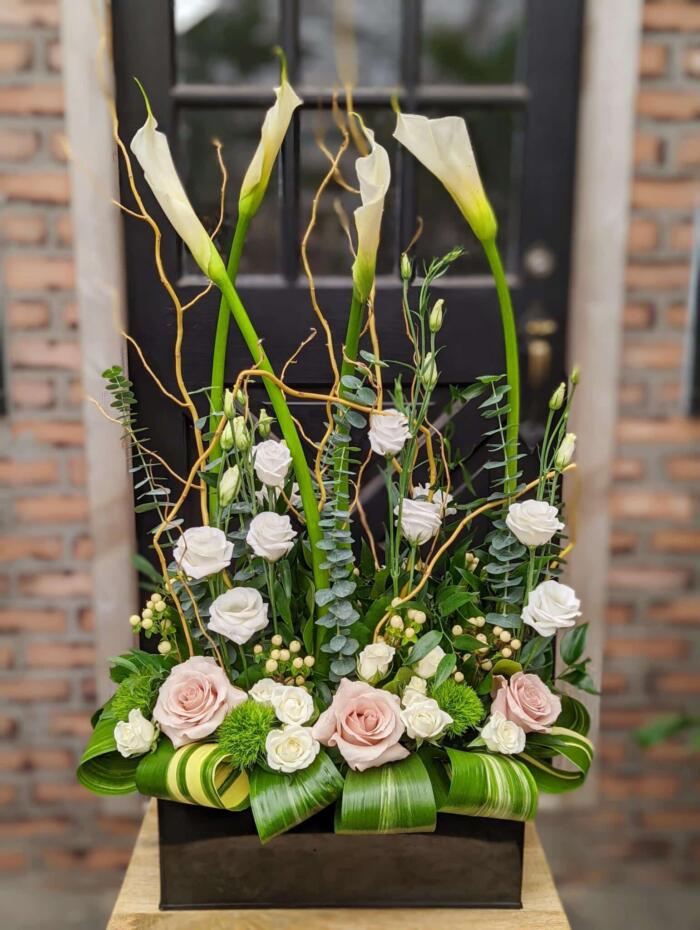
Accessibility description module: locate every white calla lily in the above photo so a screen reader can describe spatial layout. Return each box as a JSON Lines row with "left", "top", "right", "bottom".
{"left": 239, "top": 59, "right": 302, "bottom": 218}
{"left": 130, "top": 85, "right": 220, "bottom": 277}
{"left": 352, "top": 120, "right": 391, "bottom": 300}
{"left": 393, "top": 112, "right": 497, "bottom": 242}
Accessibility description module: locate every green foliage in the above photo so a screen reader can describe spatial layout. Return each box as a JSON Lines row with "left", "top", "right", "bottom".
{"left": 431, "top": 679, "right": 485, "bottom": 736}
{"left": 108, "top": 672, "right": 161, "bottom": 722}
{"left": 217, "top": 700, "right": 276, "bottom": 770}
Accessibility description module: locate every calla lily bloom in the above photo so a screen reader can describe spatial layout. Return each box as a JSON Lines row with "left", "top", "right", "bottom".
{"left": 352, "top": 120, "right": 391, "bottom": 300}
{"left": 130, "top": 85, "right": 219, "bottom": 277}
{"left": 393, "top": 112, "right": 497, "bottom": 243}
{"left": 239, "top": 69, "right": 302, "bottom": 218}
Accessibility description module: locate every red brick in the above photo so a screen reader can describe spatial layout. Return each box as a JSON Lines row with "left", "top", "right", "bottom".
{"left": 623, "top": 341, "right": 683, "bottom": 370}
{"left": 49, "top": 130, "right": 68, "bottom": 163}
{"left": 601, "top": 670, "right": 628, "bottom": 694}
{"left": 19, "top": 571, "right": 91, "bottom": 598}
{"left": 644, "top": 810, "right": 700, "bottom": 830}
{"left": 685, "top": 47, "right": 700, "bottom": 77}
{"left": 0, "top": 84, "right": 63, "bottom": 115}
{"left": 626, "top": 262, "right": 690, "bottom": 290}
{"left": 67, "top": 454, "right": 86, "bottom": 486}
{"left": 607, "top": 565, "right": 690, "bottom": 591}
{"left": 0, "top": 39, "right": 32, "bottom": 72}
{"left": 649, "top": 597, "right": 700, "bottom": 626}
{"left": 678, "top": 135, "right": 700, "bottom": 167}
{"left": 0, "top": 458, "right": 58, "bottom": 486}
{"left": 655, "top": 673, "right": 700, "bottom": 694}
{"left": 26, "top": 643, "right": 95, "bottom": 668}
{"left": 6, "top": 300, "right": 50, "bottom": 329}
{"left": 602, "top": 707, "right": 659, "bottom": 729}
{"left": 97, "top": 816, "right": 140, "bottom": 838}
{"left": 0, "top": 679, "right": 69, "bottom": 702}
{"left": 665, "top": 304, "right": 687, "bottom": 329}
{"left": 637, "top": 89, "right": 700, "bottom": 120}
{"left": 610, "top": 531, "right": 638, "bottom": 554}
{"left": 0, "top": 535, "right": 62, "bottom": 560}
{"left": 0, "top": 645, "right": 14, "bottom": 669}
{"left": 46, "top": 38, "right": 61, "bottom": 71}
{"left": 604, "top": 637, "right": 685, "bottom": 659}
{"left": 4, "top": 254, "right": 74, "bottom": 290}
{"left": 606, "top": 604, "right": 633, "bottom": 626}
{"left": 42, "top": 848, "right": 131, "bottom": 870}
{"left": 73, "top": 535, "right": 92, "bottom": 560}
{"left": 0, "top": 129, "right": 38, "bottom": 161}
{"left": 62, "top": 299, "right": 78, "bottom": 326}
{"left": 11, "top": 420, "right": 84, "bottom": 446}
{"left": 0, "top": 785, "right": 17, "bottom": 805}
{"left": 0, "top": 819, "right": 68, "bottom": 838}
{"left": 632, "top": 179, "right": 699, "bottom": 210}
{"left": 618, "top": 418, "right": 700, "bottom": 444}
{"left": 601, "top": 774, "right": 679, "bottom": 800}
{"left": 623, "top": 303, "right": 653, "bottom": 329}
{"left": 612, "top": 457, "right": 645, "bottom": 480}
{"left": 0, "top": 852, "right": 28, "bottom": 871}
{"left": 610, "top": 489, "right": 693, "bottom": 520}
{"left": 652, "top": 529, "right": 700, "bottom": 552}
{"left": 644, "top": 5, "right": 700, "bottom": 33}
{"left": 50, "top": 713, "right": 92, "bottom": 737}
{"left": 54, "top": 211, "right": 72, "bottom": 245}
{"left": 11, "top": 376, "right": 55, "bottom": 408}
{"left": 0, "top": 212, "right": 47, "bottom": 244}
{"left": 34, "top": 782, "right": 93, "bottom": 804}
{"left": 0, "top": 748, "right": 72, "bottom": 771}
{"left": 0, "top": 171, "right": 69, "bottom": 204}
{"left": 670, "top": 221, "right": 694, "bottom": 252}
{"left": 666, "top": 456, "right": 700, "bottom": 480}
{"left": 78, "top": 607, "right": 93, "bottom": 632}
{"left": 15, "top": 494, "right": 88, "bottom": 524}
{"left": 0, "top": 4, "right": 60, "bottom": 27}
{"left": 0, "top": 609, "right": 65, "bottom": 632}
{"left": 627, "top": 217, "right": 658, "bottom": 253}
{"left": 639, "top": 41, "right": 668, "bottom": 77}
{"left": 618, "top": 383, "right": 646, "bottom": 408}
{"left": 10, "top": 337, "right": 80, "bottom": 370}
{"left": 634, "top": 132, "right": 662, "bottom": 166}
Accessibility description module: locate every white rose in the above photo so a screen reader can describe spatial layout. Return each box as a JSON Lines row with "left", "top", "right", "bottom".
{"left": 252, "top": 439, "right": 292, "bottom": 488}
{"left": 412, "top": 483, "right": 457, "bottom": 517}
{"left": 246, "top": 511, "right": 297, "bottom": 562}
{"left": 249, "top": 678, "right": 283, "bottom": 706}
{"left": 271, "top": 685, "right": 314, "bottom": 725}
{"left": 481, "top": 711, "right": 526, "bottom": 755}
{"left": 400, "top": 697, "right": 453, "bottom": 741}
{"left": 401, "top": 676, "right": 428, "bottom": 707}
{"left": 368, "top": 408, "right": 410, "bottom": 457}
{"left": 266, "top": 724, "right": 320, "bottom": 773}
{"left": 357, "top": 642, "right": 395, "bottom": 682}
{"left": 207, "top": 587, "right": 269, "bottom": 645}
{"left": 522, "top": 579, "right": 581, "bottom": 637}
{"left": 172, "top": 526, "right": 234, "bottom": 580}
{"left": 414, "top": 645, "right": 446, "bottom": 679}
{"left": 113, "top": 709, "right": 158, "bottom": 759}
{"left": 255, "top": 482, "right": 302, "bottom": 510}
{"left": 396, "top": 498, "right": 442, "bottom": 545}
{"left": 505, "top": 500, "right": 564, "bottom": 547}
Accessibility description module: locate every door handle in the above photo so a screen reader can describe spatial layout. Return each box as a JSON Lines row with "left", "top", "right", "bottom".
{"left": 525, "top": 319, "right": 558, "bottom": 389}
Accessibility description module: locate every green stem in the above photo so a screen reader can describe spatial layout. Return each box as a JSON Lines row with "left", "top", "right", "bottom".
{"left": 482, "top": 238, "right": 520, "bottom": 498}
{"left": 266, "top": 562, "right": 279, "bottom": 636}
{"left": 212, "top": 271, "right": 329, "bottom": 601}
{"left": 334, "top": 287, "right": 365, "bottom": 537}
{"left": 208, "top": 212, "right": 252, "bottom": 515}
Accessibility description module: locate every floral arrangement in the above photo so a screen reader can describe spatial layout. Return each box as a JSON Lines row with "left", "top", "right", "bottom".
{"left": 78, "top": 55, "right": 595, "bottom": 844}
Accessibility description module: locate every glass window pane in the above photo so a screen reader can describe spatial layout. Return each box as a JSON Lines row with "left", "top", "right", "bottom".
{"left": 421, "top": 0, "right": 525, "bottom": 85}
{"left": 414, "top": 109, "right": 521, "bottom": 275}
{"left": 178, "top": 108, "right": 280, "bottom": 275}
{"left": 175, "top": 0, "right": 279, "bottom": 85}
{"left": 299, "top": 0, "right": 401, "bottom": 87}
{"left": 298, "top": 108, "right": 397, "bottom": 277}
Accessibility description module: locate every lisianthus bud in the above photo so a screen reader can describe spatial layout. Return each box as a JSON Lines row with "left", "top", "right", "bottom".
{"left": 223, "top": 389, "right": 235, "bottom": 420}
{"left": 220, "top": 421, "right": 234, "bottom": 451}
{"left": 420, "top": 352, "right": 439, "bottom": 390}
{"left": 570, "top": 365, "right": 581, "bottom": 385}
{"left": 220, "top": 465, "right": 242, "bottom": 505}
{"left": 258, "top": 408, "right": 273, "bottom": 439}
{"left": 400, "top": 252, "right": 412, "bottom": 281}
{"left": 549, "top": 382, "right": 566, "bottom": 410}
{"left": 232, "top": 416, "right": 251, "bottom": 451}
{"left": 555, "top": 432, "right": 576, "bottom": 469}
{"left": 429, "top": 299, "right": 444, "bottom": 333}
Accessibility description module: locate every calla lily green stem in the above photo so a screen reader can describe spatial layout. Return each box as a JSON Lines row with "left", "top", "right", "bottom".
{"left": 482, "top": 238, "right": 520, "bottom": 497}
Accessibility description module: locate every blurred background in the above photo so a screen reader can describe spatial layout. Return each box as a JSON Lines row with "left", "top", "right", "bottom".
{"left": 0, "top": 1, "right": 698, "bottom": 928}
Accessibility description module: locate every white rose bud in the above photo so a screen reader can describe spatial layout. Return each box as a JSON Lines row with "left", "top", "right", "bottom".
{"left": 113, "top": 709, "right": 158, "bottom": 759}
{"left": 522, "top": 579, "right": 581, "bottom": 637}
{"left": 249, "top": 678, "right": 283, "bottom": 706}
{"left": 223, "top": 388, "right": 235, "bottom": 419}
{"left": 207, "top": 586, "right": 269, "bottom": 645}
{"left": 414, "top": 645, "right": 446, "bottom": 679}
{"left": 396, "top": 498, "right": 442, "bottom": 545}
{"left": 172, "top": 526, "right": 233, "bottom": 580}
{"left": 257, "top": 408, "right": 273, "bottom": 439}
{"left": 232, "top": 415, "right": 251, "bottom": 451}
{"left": 357, "top": 642, "right": 395, "bottom": 682}
{"left": 246, "top": 511, "right": 297, "bottom": 562}
{"left": 368, "top": 408, "right": 410, "bottom": 457}
{"left": 270, "top": 685, "right": 314, "bottom": 725}
{"left": 400, "top": 697, "right": 453, "bottom": 741}
{"left": 420, "top": 352, "right": 439, "bottom": 390}
{"left": 481, "top": 711, "right": 526, "bottom": 755}
{"left": 429, "top": 298, "right": 444, "bottom": 333}
{"left": 219, "top": 465, "right": 241, "bottom": 506}
{"left": 412, "top": 483, "right": 457, "bottom": 517}
{"left": 401, "top": 675, "right": 428, "bottom": 707}
{"left": 266, "top": 724, "right": 320, "bottom": 774}
{"left": 555, "top": 432, "right": 576, "bottom": 470}
{"left": 252, "top": 439, "right": 292, "bottom": 488}
{"left": 549, "top": 382, "right": 566, "bottom": 410}
{"left": 505, "top": 500, "right": 564, "bottom": 547}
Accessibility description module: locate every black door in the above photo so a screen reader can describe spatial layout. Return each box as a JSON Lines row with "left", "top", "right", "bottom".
{"left": 112, "top": 0, "right": 583, "bottom": 552}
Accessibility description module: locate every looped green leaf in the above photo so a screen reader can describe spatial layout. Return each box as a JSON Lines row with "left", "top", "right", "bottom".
{"left": 335, "top": 754, "right": 437, "bottom": 835}
{"left": 76, "top": 714, "right": 139, "bottom": 796}
{"left": 518, "top": 726, "right": 594, "bottom": 793}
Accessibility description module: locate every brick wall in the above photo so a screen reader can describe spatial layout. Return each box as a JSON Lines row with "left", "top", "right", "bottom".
{"left": 0, "top": 1, "right": 137, "bottom": 878}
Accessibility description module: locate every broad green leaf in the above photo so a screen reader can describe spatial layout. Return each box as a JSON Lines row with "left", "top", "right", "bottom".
{"left": 406, "top": 629, "right": 442, "bottom": 665}
{"left": 438, "top": 588, "right": 473, "bottom": 617}
{"left": 490, "top": 659, "right": 523, "bottom": 677}
{"left": 432, "top": 652, "right": 457, "bottom": 689}
{"left": 249, "top": 750, "right": 344, "bottom": 844}
{"left": 76, "top": 715, "right": 139, "bottom": 795}
{"left": 422, "top": 747, "right": 537, "bottom": 822}
{"left": 519, "top": 635, "right": 553, "bottom": 668}
{"left": 452, "top": 633, "right": 486, "bottom": 653}
{"left": 560, "top": 623, "right": 588, "bottom": 666}
{"left": 519, "top": 726, "right": 594, "bottom": 793}
{"left": 135, "top": 739, "right": 250, "bottom": 811}
{"left": 335, "top": 754, "right": 436, "bottom": 835}
{"left": 556, "top": 694, "right": 590, "bottom": 736}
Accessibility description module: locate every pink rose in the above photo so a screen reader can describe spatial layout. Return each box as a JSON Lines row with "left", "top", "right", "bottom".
{"left": 491, "top": 672, "right": 561, "bottom": 734}
{"left": 153, "top": 656, "right": 245, "bottom": 748}
{"left": 312, "top": 679, "right": 409, "bottom": 772}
